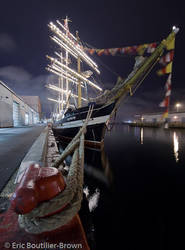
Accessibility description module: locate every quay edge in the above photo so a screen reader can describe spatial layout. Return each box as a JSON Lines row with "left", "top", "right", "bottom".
{"left": 0, "top": 125, "right": 90, "bottom": 250}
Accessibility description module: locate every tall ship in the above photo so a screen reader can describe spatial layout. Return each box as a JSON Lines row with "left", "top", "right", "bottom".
{"left": 46, "top": 17, "right": 179, "bottom": 148}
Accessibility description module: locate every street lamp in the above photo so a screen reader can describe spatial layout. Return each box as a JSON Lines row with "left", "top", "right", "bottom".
{"left": 175, "top": 103, "right": 181, "bottom": 112}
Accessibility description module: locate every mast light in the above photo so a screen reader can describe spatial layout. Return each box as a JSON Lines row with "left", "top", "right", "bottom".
{"left": 47, "top": 56, "right": 102, "bottom": 91}
{"left": 48, "top": 22, "right": 100, "bottom": 74}
{"left": 46, "top": 84, "right": 88, "bottom": 102}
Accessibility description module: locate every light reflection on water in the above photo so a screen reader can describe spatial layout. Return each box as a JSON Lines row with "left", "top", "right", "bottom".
{"left": 173, "top": 132, "right": 179, "bottom": 162}
{"left": 120, "top": 125, "right": 184, "bottom": 164}
{"left": 140, "top": 127, "right": 144, "bottom": 145}
{"left": 58, "top": 125, "right": 185, "bottom": 249}
{"left": 58, "top": 142, "right": 113, "bottom": 249}
{"left": 103, "top": 124, "right": 185, "bottom": 249}
{"left": 83, "top": 186, "right": 100, "bottom": 212}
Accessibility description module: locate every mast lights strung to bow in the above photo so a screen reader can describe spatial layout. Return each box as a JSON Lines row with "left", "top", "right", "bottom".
{"left": 47, "top": 55, "right": 102, "bottom": 91}
{"left": 46, "top": 65, "right": 77, "bottom": 86}
{"left": 48, "top": 21, "right": 100, "bottom": 74}
{"left": 47, "top": 62, "right": 78, "bottom": 83}
{"left": 51, "top": 36, "right": 78, "bottom": 59}
{"left": 48, "top": 97, "right": 75, "bottom": 108}
{"left": 46, "top": 84, "right": 88, "bottom": 102}
{"left": 48, "top": 97, "right": 64, "bottom": 104}
{"left": 56, "top": 20, "right": 78, "bottom": 42}
{"left": 46, "top": 59, "right": 85, "bottom": 88}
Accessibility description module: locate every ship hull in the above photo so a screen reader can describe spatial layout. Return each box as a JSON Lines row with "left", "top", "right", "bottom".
{"left": 52, "top": 102, "right": 115, "bottom": 149}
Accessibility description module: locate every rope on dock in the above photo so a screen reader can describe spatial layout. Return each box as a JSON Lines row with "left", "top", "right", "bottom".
{"left": 18, "top": 106, "right": 93, "bottom": 234}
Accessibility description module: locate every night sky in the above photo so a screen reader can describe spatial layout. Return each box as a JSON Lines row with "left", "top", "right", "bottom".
{"left": 0, "top": 0, "right": 184, "bottom": 119}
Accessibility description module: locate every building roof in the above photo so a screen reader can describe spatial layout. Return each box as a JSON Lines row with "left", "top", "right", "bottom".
{"left": 21, "top": 96, "right": 41, "bottom": 113}
{"left": 0, "top": 80, "right": 39, "bottom": 114}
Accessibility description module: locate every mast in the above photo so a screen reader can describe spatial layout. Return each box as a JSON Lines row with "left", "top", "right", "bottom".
{"left": 60, "top": 52, "right": 64, "bottom": 112}
{"left": 58, "top": 75, "right": 61, "bottom": 114}
{"left": 76, "top": 31, "right": 82, "bottom": 108}
{"left": 64, "top": 17, "right": 69, "bottom": 108}
{"left": 47, "top": 18, "right": 102, "bottom": 111}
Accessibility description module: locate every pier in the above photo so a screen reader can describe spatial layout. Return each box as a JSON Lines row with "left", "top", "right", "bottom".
{"left": 0, "top": 124, "right": 90, "bottom": 250}
{"left": 128, "top": 121, "right": 185, "bottom": 128}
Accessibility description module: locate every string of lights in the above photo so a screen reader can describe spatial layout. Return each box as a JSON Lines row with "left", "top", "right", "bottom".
{"left": 46, "top": 84, "right": 88, "bottom": 102}
{"left": 46, "top": 55, "right": 102, "bottom": 91}
{"left": 48, "top": 22, "right": 100, "bottom": 74}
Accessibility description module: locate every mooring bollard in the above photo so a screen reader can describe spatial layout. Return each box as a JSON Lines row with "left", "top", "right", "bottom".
{"left": 11, "top": 164, "right": 66, "bottom": 214}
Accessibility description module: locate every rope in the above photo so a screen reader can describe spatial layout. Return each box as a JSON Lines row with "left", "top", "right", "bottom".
{"left": 18, "top": 146, "right": 82, "bottom": 234}
{"left": 82, "top": 41, "right": 121, "bottom": 77}
{"left": 18, "top": 106, "right": 93, "bottom": 234}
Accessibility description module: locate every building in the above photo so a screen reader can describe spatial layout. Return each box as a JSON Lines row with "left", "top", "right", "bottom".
{"left": 0, "top": 80, "right": 40, "bottom": 127}
{"left": 21, "top": 96, "right": 42, "bottom": 119}
{"left": 135, "top": 111, "right": 185, "bottom": 123}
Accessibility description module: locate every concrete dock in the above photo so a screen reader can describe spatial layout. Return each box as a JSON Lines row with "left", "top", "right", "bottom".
{"left": 0, "top": 126, "right": 45, "bottom": 192}
{"left": 0, "top": 125, "right": 90, "bottom": 250}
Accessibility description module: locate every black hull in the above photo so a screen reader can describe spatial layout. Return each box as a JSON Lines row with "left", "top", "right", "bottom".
{"left": 52, "top": 102, "right": 115, "bottom": 148}
{"left": 53, "top": 123, "right": 106, "bottom": 147}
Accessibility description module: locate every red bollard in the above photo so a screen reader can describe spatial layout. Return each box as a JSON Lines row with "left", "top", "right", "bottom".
{"left": 11, "top": 164, "right": 66, "bottom": 214}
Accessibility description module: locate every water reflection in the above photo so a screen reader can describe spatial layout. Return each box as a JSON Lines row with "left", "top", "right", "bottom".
{"left": 140, "top": 128, "right": 144, "bottom": 144}
{"left": 126, "top": 125, "right": 182, "bottom": 163}
{"left": 57, "top": 142, "right": 113, "bottom": 249}
{"left": 84, "top": 147, "right": 113, "bottom": 187}
{"left": 58, "top": 141, "right": 113, "bottom": 197}
{"left": 173, "top": 132, "right": 179, "bottom": 162}
{"left": 83, "top": 186, "right": 100, "bottom": 212}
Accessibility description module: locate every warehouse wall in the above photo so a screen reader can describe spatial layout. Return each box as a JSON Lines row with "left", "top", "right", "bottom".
{"left": 0, "top": 81, "right": 40, "bottom": 128}
{"left": 0, "top": 83, "right": 13, "bottom": 127}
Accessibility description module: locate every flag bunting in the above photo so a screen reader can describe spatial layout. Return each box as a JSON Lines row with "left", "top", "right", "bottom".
{"left": 83, "top": 42, "right": 158, "bottom": 57}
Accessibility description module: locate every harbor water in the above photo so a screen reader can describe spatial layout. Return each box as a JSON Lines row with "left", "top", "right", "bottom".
{"left": 82, "top": 125, "right": 185, "bottom": 250}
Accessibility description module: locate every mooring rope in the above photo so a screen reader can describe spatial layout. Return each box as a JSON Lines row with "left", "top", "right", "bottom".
{"left": 18, "top": 105, "right": 93, "bottom": 234}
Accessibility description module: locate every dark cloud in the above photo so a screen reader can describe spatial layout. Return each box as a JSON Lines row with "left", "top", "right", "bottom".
{"left": 0, "top": 33, "right": 16, "bottom": 52}
{"left": 0, "top": 65, "right": 31, "bottom": 82}
{"left": 0, "top": 66, "right": 53, "bottom": 117}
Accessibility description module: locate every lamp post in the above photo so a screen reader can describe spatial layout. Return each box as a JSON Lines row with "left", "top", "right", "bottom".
{"left": 175, "top": 103, "right": 181, "bottom": 112}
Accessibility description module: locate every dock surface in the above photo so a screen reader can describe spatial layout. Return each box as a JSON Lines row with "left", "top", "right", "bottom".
{"left": 0, "top": 126, "right": 45, "bottom": 192}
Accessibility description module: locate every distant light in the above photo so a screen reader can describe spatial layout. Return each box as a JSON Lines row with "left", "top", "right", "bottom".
{"left": 172, "top": 26, "right": 179, "bottom": 34}
{"left": 175, "top": 103, "right": 181, "bottom": 112}
{"left": 173, "top": 116, "right": 178, "bottom": 119}
{"left": 176, "top": 103, "right": 181, "bottom": 108}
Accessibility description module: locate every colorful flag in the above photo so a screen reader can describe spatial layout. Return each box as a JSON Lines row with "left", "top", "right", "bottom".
{"left": 97, "top": 49, "right": 105, "bottom": 56}
{"left": 147, "top": 43, "right": 157, "bottom": 53}
{"left": 89, "top": 49, "right": 95, "bottom": 55}
{"left": 159, "top": 51, "right": 174, "bottom": 65}
{"left": 162, "top": 110, "right": 169, "bottom": 119}
{"left": 136, "top": 44, "right": 147, "bottom": 55}
{"left": 159, "top": 96, "right": 170, "bottom": 107}
{"left": 104, "top": 49, "right": 110, "bottom": 55}
{"left": 159, "top": 74, "right": 172, "bottom": 108}
{"left": 164, "top": 73, "right": 172, "bottom": 94}
{"left": 108, "top": 48, "right": 119, "bottom": 56}
{"left": 83, "top": 42, "right": 158, "bottom": 57}
{"left": 157, "top": 62, "right": 172, "bottom": 75}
